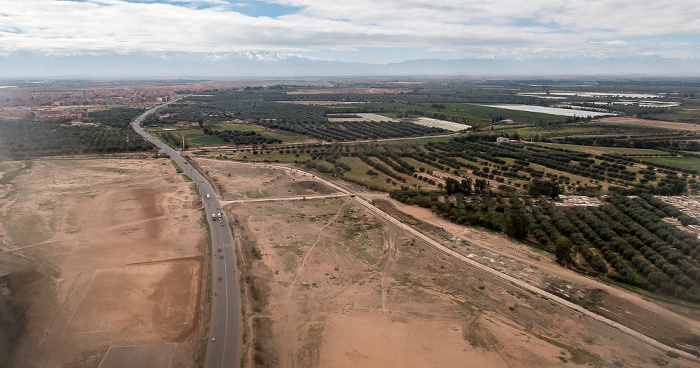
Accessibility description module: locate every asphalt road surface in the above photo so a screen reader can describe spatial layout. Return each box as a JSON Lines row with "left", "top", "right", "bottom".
{"left": 132, "top": 101, "right": 242, "bottom": 368}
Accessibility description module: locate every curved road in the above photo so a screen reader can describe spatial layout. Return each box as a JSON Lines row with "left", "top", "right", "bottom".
{"left": 132, "top": 101, "right": 242, "bottom": 368}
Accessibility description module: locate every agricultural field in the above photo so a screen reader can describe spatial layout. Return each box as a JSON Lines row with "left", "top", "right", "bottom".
{"left": 641, "top": 156, "right": 700, "bottom": 171}
{"left": 168, "top": 80, "right": 700, "bottom": 307}
{"left": 412, "top": 117, "right": 472, "bottom": 131}
{"left": 0, "top": 107, "right": 153, "bottom": 159}
{"left": 539, "top": 142, "right": 672, "bottom": 156}
{"left": 597, "top": 117, "right": 700, "bottom": 132}
{"left": 4, "top": 77, "right": 700, "bottom": 367}
{"left": 486, "top": 104, "right": 614, "bottom": 117}
{"left": 210, "top": 161, "right": 699, "bottom": 367}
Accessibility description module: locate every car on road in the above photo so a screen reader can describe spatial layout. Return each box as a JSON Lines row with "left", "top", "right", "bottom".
{"left": 218, "top": 276, "right": 222, "bottom": 280}
{"left": 219, "top": 255, "right": 224, "bottom": 259}
{"left": 218, "top": 248, "right": 222, "bottom": 252}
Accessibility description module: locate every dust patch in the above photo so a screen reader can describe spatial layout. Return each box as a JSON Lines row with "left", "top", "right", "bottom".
{"left": 98, "top": 343, "right": 176, "bottom": 368}
{"left": 320, "top": 313, "right": 507, "bottom": 368}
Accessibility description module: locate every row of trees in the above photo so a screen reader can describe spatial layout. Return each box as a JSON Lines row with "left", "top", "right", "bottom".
{"left": 385, "top": 182, "right": 700, "bottom": 301}
{"left": 260, "top": 119, "right": 446, "bottom": 142}
{"left": 0, "top": 108, "right": 153, "bottom": 159}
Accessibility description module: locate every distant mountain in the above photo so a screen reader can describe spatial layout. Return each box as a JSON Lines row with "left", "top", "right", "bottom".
{"left": 1, "top": 51, "right": 699, "bottom": 78}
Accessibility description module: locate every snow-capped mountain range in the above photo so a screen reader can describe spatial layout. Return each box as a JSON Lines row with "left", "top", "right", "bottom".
{"left": 1, "top": 51, "right": 699, "bottom": 78}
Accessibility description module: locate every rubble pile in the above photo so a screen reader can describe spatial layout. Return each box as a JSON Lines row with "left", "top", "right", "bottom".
{"left": 553, "top": 195, "right": 605, "bottom": 207}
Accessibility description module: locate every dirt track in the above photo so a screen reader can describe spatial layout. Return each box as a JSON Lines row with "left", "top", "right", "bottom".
{"left": 202, "top": 158, "right": 699, "bottom": 368}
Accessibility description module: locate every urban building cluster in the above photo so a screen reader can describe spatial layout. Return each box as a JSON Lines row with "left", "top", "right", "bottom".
{"left": 0, "top": 84, "right": 240, "bottom": 122}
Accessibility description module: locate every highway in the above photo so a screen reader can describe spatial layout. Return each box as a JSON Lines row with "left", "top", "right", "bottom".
{"left": 130, "top": 101, "right": 699, "bottom": 365}
{"left": 132, "top": 101, "right": 242, "bottom": 368}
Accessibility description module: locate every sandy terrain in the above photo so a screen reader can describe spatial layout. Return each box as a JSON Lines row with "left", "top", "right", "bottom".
{"left": 597, "top": 117, "right": 700, "bottom": 131}
{"left": 0, "top": 157, "right": 206, "bottom": 368}
{"left": 206, "top": 159, "right": 698, "bottom": 368}
{"left": 196, "top": 159, "right": 335, "bottom": 201}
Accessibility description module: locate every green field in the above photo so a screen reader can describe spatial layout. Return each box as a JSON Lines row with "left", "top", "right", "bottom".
{"left": 540, "top": 143, "right": 672, "bottom": 156}
{"left": 640, "top": 156, "right": 700, "bottom": 171}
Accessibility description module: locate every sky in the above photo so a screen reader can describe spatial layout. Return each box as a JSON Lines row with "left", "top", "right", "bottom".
{"left": 1, "top": 0, "right": 700, "bottom": 63}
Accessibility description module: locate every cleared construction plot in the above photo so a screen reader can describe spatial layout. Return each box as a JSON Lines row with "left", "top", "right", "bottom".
{"left": 0, "top": 157, "right": 206, "bottom": 368}
{"left": 63, "top": 260, "right": 200, "bottom": 336}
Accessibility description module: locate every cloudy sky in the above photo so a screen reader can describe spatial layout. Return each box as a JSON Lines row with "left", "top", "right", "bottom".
{"left": 2, "top": 0, "right": 700, "bottom": 63}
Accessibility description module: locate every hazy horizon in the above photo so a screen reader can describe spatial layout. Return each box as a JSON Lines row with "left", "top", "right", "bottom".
{"left": 2, "top": 1, "right": 700, "bottom": 75}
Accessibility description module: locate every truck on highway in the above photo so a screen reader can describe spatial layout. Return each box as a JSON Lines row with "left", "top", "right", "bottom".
{"left": 212, "top": 213, "right": 217, "bottom": 221}
{"left": 217, "top": 213, "right": 222, "bottom": 219}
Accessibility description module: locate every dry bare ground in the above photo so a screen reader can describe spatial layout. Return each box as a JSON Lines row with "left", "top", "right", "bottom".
{"left": 200, "top": 158, "right": 699, "bottom": 368}
{"left": 0, "top": 157, "right": 206, "bottom": 368}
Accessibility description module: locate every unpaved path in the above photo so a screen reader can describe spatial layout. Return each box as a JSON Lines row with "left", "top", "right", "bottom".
{"left": 349, "top": 194, "right": 698, "bottom": 361}
{"left": 380, "top": 228, "right": 397, "bottom": 314}
{"left": 213, "top": 159, "right": 700, "bottom": 364}
{"left": 379, "top": 193, "right": 700, "bottom": 328}
{"left": 287, "top": 203, "right": 347, "bottom": 300}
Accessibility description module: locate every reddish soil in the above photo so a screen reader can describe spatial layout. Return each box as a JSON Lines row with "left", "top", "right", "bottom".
{"left": 0, "top": 157, "right": 206, "bottom": 368}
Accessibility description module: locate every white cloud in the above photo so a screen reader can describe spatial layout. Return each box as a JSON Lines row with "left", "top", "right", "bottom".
{"left": 0, "top": 0, "right": 699, "bottom": 59}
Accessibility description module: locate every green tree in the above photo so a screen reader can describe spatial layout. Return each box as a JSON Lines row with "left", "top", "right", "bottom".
{"left": 506, "top": 205, "right": 529, "bottom": 240}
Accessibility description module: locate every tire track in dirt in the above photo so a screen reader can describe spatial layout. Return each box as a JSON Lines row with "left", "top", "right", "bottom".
{"left": 284, "top": 202, "right": 346, "bottom": 368}
{"left": 380, "top": 228, "right": 396, "bottom": 314}
{"left": 350, "top": 194, "right": 700, "bottom": 363}
{"left": 0, "top": 208, "right": 203, "bottom": 255}
{"left": 286, "top": 203, "right": 346, "bottom": 301}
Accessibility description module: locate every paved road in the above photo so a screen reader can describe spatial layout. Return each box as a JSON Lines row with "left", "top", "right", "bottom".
{"left": 132, "top": 102, "right": 241, "bottom": 368}
{"left": 132, "top": 106, "right": 697, "bottom": 364}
